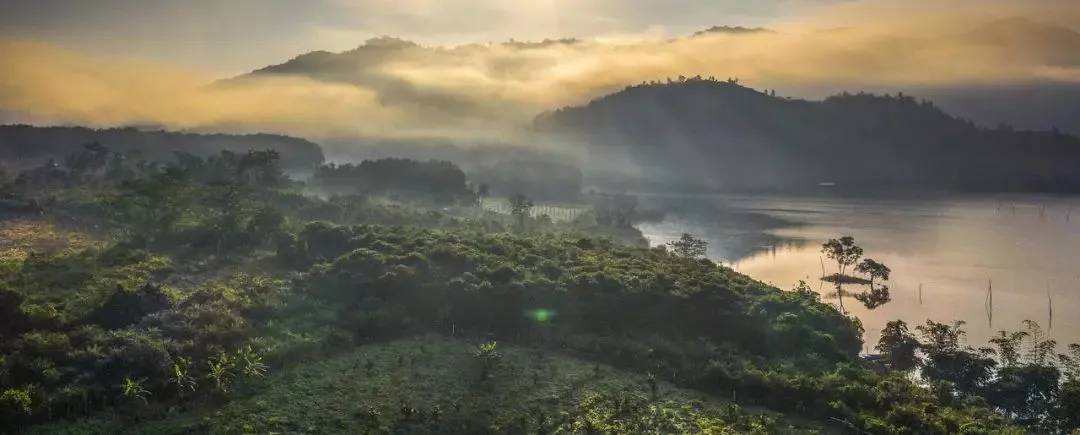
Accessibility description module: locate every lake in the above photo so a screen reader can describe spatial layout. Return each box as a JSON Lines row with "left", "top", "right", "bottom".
{"left": 636, "top": 194, "right": 1080, "bottom": 352}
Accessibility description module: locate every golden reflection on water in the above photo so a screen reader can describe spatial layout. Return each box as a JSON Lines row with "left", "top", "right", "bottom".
{"left": 641, "top": 195, "right": 1080, "bottom": 350}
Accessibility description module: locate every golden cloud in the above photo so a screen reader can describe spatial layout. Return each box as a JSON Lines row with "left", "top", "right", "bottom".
{"left": 2, "top": 0, "right": 1079, "bottom": 139}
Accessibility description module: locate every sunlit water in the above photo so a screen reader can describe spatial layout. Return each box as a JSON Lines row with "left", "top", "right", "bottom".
{"left": 637, "top": 194, "right": 1080, "bottom": 351}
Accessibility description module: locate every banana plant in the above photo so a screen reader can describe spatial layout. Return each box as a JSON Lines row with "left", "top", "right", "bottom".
{"left": 122, "top": 377, "right": 149, "bottom": 405}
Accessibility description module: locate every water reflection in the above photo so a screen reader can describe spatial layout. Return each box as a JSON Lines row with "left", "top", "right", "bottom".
{"left": 637, "top": 194, "right": 1080, "bottom": 349}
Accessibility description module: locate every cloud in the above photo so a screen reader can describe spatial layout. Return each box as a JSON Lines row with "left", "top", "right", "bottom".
{"left": 2, "top": 0, "right": 1080, "bottom": 140}
{"left": 0, "top": 40, "right": 400, "bottom": 137}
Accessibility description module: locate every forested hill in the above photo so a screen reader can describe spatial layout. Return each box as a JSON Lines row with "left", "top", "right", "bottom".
{"left": 534, "top": 78, "right": 1080, "bottom": 194}
{"left": 0, "top": 125, "right": 325, "bottom": 171}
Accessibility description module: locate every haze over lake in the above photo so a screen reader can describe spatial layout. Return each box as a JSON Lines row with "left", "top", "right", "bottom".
{"left": 638, "top": 194, "right": 1080, "bottom": 349}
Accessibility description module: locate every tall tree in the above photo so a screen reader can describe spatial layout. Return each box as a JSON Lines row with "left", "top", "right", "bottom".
{"left": 821, "top": 236, "right": 863, "bottom": 312}
{"left": 111, "top": 167, "right": 193, "bottom": 249}
{"left": 667, "top": 233, "right": 708, "bottom": 259}
{"left": 854, "top": 258, "right": 891, "bottom": 309}
{"left": 916, "top": 320, "right": 996, "bottom": 396}
{"left": 476, "top": 183, "right": 490, "bottom": 209}
{"left": 876, "top": 320, "right": 920, "bottom": 371}
{"left": 237, "top": 149, "right": 286, "bottom": 188}
{"left": 205, "top": 181, "right": 250, "bottom": 254}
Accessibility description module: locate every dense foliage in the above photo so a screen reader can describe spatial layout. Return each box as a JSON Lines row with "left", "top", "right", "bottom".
{"left": 876, "top": 319, "right": 1080, "bottom": 433}
{"left": 312, "top": 158, "right": 475, "bottom": 205}
{"left": 0, "top": 141, "right": 1075, "bottom": 434}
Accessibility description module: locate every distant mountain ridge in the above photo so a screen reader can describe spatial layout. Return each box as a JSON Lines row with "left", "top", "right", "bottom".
{"left": 235, "top": 19, "right": 1080, "bottom": 83}
{"left": 229, "top": 19, "right": 1080, "bottom": 137}
{"left": 534, "top": 78, "right": 1080, "bottom": 193}
{"left": 0, "top": 125, "right": 326, "bottom": 171}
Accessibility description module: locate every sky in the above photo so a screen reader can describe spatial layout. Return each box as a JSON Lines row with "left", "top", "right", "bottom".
{"left": 2, "top": 0, "right": 1080, "bottom": 139}
{"left": 0, "top": 0, "right": 846, "bottom": 74}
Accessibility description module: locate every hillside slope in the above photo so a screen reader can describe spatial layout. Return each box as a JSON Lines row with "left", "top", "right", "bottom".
{"left": 534, "top": 79, "right": 1080, "bottom": 193}
{"left": 30, "top": 336, "right": 829, "bottom": 434}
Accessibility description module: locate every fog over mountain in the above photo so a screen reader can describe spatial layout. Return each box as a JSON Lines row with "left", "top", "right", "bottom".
{"left": 4, "top": 0, "right": 1080, "bottom": 143}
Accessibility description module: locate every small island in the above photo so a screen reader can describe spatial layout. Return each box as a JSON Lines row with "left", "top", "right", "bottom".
{"left": 820, "top": 273, "right": 872, "bottom": 285}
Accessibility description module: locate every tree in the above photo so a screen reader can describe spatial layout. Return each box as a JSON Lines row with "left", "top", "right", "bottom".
{"left": 1059, "top": 379, "right": 1080, "bottom": 430}
{"left": 64, "top": 142, "right": 110, "bottom": 182}
{"left": 0, "top": 287, "right": 30, "bottom": 343}
{"left": 821, "top": 236, "right": 863, "bottom": 312}
{"left": 205, "top": 180, "right": 250, "bottom": 254}
{"left": 121, "top": 377, "right": 149, "bottom": 405}
{"left": 1021, "top": 320, "right": 1056, "bottom": 366}
{"left": 476, "top": 183, "right": 490, "bottom": 209}
{"left": 0, "top": 388, "right": 32, "bottom": 423}
{"left": 982, "top": 322, "right": 1062, "bottom": 428}
{"left": 989, "top": 330, "right": 1029, "bottom": 368}
{"left": 236, "top": 149, "right": 286, "bottom": 188}
{"left": 207, "top": 352, "right": 235, "bottom": 394}
{"left": 247, "top": 206, "right": 286, "bottom": 249}
{"left": 509, "top": 194, "right": 534, "bottom": 231}
{"left": 236, "top": 345, "right": 267, "bottom": 378}
{"left": 854, "top": 258, "right": 891, "bottom": 309}
{"left": 474, "top": 341, "right": 501, "bottom": 382}
{"left": 916, "top": 320, "right": 996, "bottom": 396}
{"left": 172, "top": 358, "right": 197, "bottom": 399}
{"left": 667, "top": 233, "right": 707, "bottom": 259}
{"left": 876, "top": 320, "right": 919, "bottom": 371}
{"left": 855, "top": 259, "right": 889, "bottom": 287}
{"left": 111, "top": 167, "right": 192, "bottom": 249}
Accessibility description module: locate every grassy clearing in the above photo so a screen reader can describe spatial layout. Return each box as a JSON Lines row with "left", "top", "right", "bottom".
{"left": 0, "top": 219, "right": 104, "bottom": 264}
{"left": 31, "top": 335, "right": 831, "bottom": 434}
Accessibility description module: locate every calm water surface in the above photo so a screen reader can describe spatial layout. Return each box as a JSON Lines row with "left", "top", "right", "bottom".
{"left": 637, "top": 194, "right": 1080, "bottom": 351}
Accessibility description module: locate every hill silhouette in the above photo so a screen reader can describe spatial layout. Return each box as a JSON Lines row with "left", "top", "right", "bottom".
{"left": 534, "top": 78, "right": 1080, "bottom": 193}
{"left": 0, "top": 125, "right": 325, "bottom": 171}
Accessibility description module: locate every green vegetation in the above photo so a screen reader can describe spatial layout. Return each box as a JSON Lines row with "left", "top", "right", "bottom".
{"left": 0, "top": 125, "right": 324, "bottom": 172}
{"left": 875, "top": 319, "right": 1080, "bottom": 434}
{"left": 26, "top": 337, "right": 823, "bottom": 434}
{"left": 0, "top": 142, "right": 1075, "bottom": 434}
{"left": 667, "top": 233, "right": 708, "bottom": 259}
{"left": 535, "top": 78, "right": 1080, "bottom": 193}
{"left": 312, "top": 159, "right": 475, "bottom": 205}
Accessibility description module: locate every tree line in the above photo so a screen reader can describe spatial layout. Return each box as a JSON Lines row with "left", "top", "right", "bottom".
{"left": 0, "top": 125, "right": 325, "bottom": 172}
{"left": 312, "top": 158, "right": 476, "bottom": 206}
